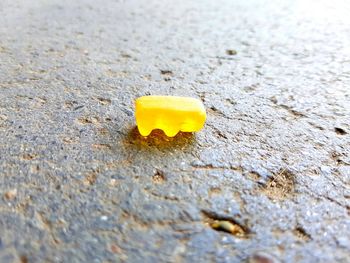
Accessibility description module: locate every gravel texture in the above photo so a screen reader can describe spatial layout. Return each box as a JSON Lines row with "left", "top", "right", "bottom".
{"left": 0, "top": 0, "right": 350, "bottom": 262}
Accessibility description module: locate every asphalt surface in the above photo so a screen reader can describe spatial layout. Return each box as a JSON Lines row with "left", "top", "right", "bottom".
{"left": 0, "top": 0, "right": 350, "bottom": 262}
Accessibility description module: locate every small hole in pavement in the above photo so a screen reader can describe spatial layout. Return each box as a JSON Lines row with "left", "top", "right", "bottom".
{"left": 202, "top": 210, "right": 249, "bottom": 238}
{"left": 335, "top": 127, "right": 347, "bottom": 135}
{"left": 226, "top": 49, "right": 237, "bottom": 56}
{"left": 152, "top": 170, "right": 165, "bottom": 184}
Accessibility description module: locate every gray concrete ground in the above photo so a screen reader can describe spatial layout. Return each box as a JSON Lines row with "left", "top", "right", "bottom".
{"left": 0, "top": 0, "right": 350, "bottom": 262}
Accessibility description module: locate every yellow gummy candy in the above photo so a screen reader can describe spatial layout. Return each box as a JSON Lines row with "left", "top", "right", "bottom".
{"left": 135, "top": 96, "right": 206, "bottom": 137}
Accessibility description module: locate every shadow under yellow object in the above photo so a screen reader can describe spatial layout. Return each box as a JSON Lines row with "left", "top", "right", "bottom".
{"left": 135, "top": 96, "right": 206, "bottom": 137}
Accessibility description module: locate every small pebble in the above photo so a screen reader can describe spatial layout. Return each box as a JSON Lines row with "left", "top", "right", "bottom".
{"left": 226, "top": 49, "right": 237, "bottom": 56}
{"left": 111, "top": 244, "right": 122, "bottom": 254}
{"left": 100, "top": 216, "right": 108, "bottom": 221}
{"left": 4, "top": 189, "right": 17, "bottom": 200}
{"left": 248, "top": 252, "right": 281, "bottom": 263}
{"left": 109, "top": 179, "right": 118, "bottom": 186}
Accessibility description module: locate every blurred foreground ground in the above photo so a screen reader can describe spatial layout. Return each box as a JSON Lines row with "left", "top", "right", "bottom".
{"left": 0, "top": 0, "right": 350, "bottom": 262}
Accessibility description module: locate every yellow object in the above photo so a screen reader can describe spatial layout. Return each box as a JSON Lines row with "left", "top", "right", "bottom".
{"left": 135, "top": 95, "right": 206, "bottom": 137}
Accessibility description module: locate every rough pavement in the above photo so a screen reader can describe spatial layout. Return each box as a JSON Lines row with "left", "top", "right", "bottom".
{"left": 0, "top": 0, "right": 350, "bottom": 262}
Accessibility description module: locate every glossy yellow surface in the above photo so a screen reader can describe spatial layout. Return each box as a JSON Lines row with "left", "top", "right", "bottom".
{"left": 135, "top": 96, "right": 206, "bottom": 137}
